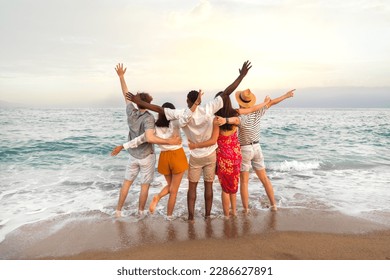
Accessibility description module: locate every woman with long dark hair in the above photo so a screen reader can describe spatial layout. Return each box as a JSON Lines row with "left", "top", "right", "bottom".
{"left": 112, "top": 96, "right": 200, "bottom": 219}
{"left": 189, "top": 92, "right": 270, "bottom": 219}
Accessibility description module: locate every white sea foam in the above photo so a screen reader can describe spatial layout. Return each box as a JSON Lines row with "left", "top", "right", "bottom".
{"left": 1, "top": 108, "right": 389, "bottom": 243}
{"left": 269, "top": 160, "right": 321, "bottom": 172}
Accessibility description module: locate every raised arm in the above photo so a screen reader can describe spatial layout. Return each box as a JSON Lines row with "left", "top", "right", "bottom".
{"left": 220, "top": 61, "right": 252, "bottom": 98}
{"left": 190, "top": 90, "right": 203, "bottom": 112}
{"left": 115, "top": 63, "right": 133, "bottom": 104}
{"left": 267, "top": 89, "right": 295, "bottom": 108}
{"left": 237, "top": 96, "right": 271, "bottom": 115}
{"left": 188, "top": 118, "right": 220, "bottom": 149}
{"left": 125, "top": 92, "right": 164, "bottom": 114}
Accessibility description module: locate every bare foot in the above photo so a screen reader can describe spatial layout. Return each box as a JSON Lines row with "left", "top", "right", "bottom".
{"left": 149, "top": 195, "right": 159, "bottom": 214}
{"left": 115, "top": 210, "right": 122, "bottom": 218}
{"left": 230, "top": 209, "right": 237, "bottom": 217}
{"left": 242, "top": 208, "right": 250, "bottom": 214}
{"left": 270, "top": 205, "right": 278, "bottom": 212}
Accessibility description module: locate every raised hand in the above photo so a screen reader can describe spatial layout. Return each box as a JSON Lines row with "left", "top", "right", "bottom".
{"left": 286, "top": 89, "right": 295, "bottom": 98}
{"left": 125, "top": 92, "right": 134, "bottom": 102}
{"left": 195, "top": 89, "right": 204, "bottom": 105}
{"left": 264, "top": 95, "right": 271, "bottom": 104}
{"left": 239, "top": 60, "right": 252, "bottom": 77}
{"left": 115, "top": 63, "right": 127, "bottom": 77}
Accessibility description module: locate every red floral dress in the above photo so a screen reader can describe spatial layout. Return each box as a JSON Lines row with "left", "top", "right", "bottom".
{"left": 216, "top": 131, "right": 242, "bottom": 194}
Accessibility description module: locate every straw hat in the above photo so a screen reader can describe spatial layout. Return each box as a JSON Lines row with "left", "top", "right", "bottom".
{"left": 235, "top": 89, "right": 256, "bottom": 108}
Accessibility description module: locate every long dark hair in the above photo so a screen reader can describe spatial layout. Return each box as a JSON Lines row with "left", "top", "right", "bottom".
{"left": 215, "top": 92, "right": 238, "bottom": 131}
{"left": 155, "top": 102, "right": 175, "bottom": 127}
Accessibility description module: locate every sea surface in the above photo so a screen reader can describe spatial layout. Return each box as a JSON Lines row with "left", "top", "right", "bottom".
{"left": 0, "top": 107, "right": 389, "bottom": 243}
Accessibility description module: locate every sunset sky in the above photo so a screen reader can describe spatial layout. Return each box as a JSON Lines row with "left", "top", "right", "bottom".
{"left": 0, "top": 0, "right": 389, "bottom": 107}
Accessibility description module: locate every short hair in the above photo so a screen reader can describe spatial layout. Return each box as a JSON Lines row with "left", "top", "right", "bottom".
{"left": 138, "top": 92, "right": 151, "bottom": 103}
{"left": 187, "top": 90, "right": 199, "bottom": 104}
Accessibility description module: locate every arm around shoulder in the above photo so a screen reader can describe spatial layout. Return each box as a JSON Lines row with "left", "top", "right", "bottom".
{"left": 188, "top": 118, "right": 220, "bottom": 149}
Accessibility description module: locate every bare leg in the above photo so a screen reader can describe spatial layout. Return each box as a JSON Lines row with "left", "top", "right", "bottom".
{"left": 240, "top": 171, "right": 250, "bottom": 212}
{"left": 167, "top": 172, "right": 185, "bottom": 216}
{"left": 230, "top": 193, "right": 237, "bottom": 216}
{"left": 138, "top": 183, "right": 150, "bottom": 213}
{"left": 204, "top": 181, "right": 213, "bottom": 218}
{"left": 116, "top": 180, "right": 133, "bottom": 216}
{"left": 221, "top": 191, "right": 230, "bottom": 218}
{"left": 187, "top": 181, "right": 198, "bottom": 221}
{"left": 254, "top": 168, "right": 277, "bottom": 210}
{"left": 150, "top": 176, "right": 171, "bottom": 214}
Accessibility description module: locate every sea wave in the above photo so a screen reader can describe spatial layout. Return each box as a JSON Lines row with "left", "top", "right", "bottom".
{"left": 268, "top": 160, "right": 321, "bottom": 172}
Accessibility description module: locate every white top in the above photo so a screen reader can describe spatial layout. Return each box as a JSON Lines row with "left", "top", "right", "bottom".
{"left": 166, "top": 96, "right": 223, "bottom": 158}
{"left": 154, "top": 120, "right": 182, "bottom": 151}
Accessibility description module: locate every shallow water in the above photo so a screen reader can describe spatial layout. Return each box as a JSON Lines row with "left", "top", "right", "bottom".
{"left": 0, "top": 107, "right": 389, "bottom": 243}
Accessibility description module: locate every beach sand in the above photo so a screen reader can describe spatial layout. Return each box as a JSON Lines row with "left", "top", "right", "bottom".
{"left": 1, "top": 209, "right": 389, "bottom": 260}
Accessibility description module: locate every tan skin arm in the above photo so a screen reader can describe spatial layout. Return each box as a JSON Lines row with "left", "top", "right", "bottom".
{"left": 237, "top": 96, "right": 271, "bottom": 115}
{"left": 215, "top": 116, "right": 240, "bottom": 126}
{"left": 111, "top": 145, "right": 124, "bottom": 156}
{"left": 111, "top": 130, "right": 181, "bottom": 157}
{"left": 125, "top": 90, "right": 202, "bottom": 114}
{"left": 188, "top": 118, "right": 220, "bottom": 150}
{"left": 267, "top": 89, "right": 295, "bottom": 108}
{"left": 115, "top": 63, "right": 133, "bottom": 104}
{"left": 145, "top": 129, "right": 181, "bottom": 145}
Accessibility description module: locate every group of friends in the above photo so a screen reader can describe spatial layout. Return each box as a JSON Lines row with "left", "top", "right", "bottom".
{"left": 111, "top": 61, "right": 295, "bottom": 221}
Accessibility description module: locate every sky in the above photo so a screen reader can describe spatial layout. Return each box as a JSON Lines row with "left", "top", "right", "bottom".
{"left": 0, "top": 0, "right": 389, "bottom": 108}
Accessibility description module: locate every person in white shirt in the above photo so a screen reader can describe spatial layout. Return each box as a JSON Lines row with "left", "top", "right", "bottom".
{"left": 127, "top": 61, "right": 252, "bottom": 221}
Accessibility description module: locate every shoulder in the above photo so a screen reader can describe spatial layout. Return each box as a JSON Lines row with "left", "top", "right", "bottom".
{"left": 126, "top": 102, "right": 136, "bottom": 113}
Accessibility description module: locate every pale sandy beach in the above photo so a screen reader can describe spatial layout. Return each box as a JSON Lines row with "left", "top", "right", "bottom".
{"left": 1, "top": 209, "right": 389, "bottom": 260}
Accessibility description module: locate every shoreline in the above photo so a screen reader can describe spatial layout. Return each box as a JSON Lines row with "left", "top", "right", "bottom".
{"left": 1, "top": 209, "right": 389, "bottom": 260}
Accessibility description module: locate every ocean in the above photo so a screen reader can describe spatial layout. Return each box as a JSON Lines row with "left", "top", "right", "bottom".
{"left": 0, "top": 107, "right": 389, "bottom": 243}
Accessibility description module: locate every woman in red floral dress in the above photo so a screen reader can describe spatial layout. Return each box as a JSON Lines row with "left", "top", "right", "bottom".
{"left": 189, "top": 93, "right": 270, "bottom": 218}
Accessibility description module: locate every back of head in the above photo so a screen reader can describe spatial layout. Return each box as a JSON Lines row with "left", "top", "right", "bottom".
{"left": 162, "top": 102, "right": 175, "bottom": 110}
{"left": 156, "top": 102, "right": 176, "bottom": 127}
{"left": 187, "top": 90, "right": 199, "bottom": 107}
{"left": 215, "top": 91, "right": 238, "bottom": 131}
{"left": 137, "top": 92, "right": 153, "bottom": 110}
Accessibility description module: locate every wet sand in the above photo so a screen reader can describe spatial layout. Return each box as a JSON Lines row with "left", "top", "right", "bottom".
{"left": 1, "top": 209, "right": 389, "bottom": 260}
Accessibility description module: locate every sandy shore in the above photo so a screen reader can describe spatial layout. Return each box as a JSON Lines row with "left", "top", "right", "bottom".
{"left": 1, "top": 209, "right": 389, "bottom": 260}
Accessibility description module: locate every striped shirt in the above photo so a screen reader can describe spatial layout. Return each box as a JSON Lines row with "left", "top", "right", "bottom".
{"left": 238, "top": 106, "right": 268, "bottom": 145}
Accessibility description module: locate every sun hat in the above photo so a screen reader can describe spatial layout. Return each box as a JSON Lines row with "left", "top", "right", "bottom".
{"left": 235, "top": 89, "right": 256, "bottom": 108}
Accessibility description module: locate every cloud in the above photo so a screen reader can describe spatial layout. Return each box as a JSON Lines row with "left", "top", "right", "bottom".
{"left": 168, "top": 0, "right": 212, "bottom": 27}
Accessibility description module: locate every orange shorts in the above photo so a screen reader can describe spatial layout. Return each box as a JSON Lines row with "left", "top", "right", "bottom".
{"left": 158, "top": 148, "right": 189, "bottom": 175}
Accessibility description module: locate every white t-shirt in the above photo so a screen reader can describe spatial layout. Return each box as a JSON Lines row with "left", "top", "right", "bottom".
{"left": 166, "top": 96, "right": 223, "bottom": 158}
